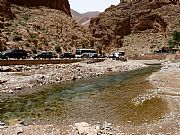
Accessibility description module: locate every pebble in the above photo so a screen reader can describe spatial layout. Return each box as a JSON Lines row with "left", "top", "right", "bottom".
{"left": 15, "top": 86, "right": 22, "bottom": 90}
{"left": 0, "top": 121, "right": 5, "bottom": 126}
{"left": 16, "top": 126, "right": 23, "bottom": 134}
{"left": 9, "top": 90, "right": 14, "bottom": 94}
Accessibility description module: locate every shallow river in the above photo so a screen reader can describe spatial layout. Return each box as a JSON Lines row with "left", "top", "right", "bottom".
{"left": 0, "top": 66, "right": 168, "bottom": 126}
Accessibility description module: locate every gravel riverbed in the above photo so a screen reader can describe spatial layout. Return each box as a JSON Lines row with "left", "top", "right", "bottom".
{"left": 0, "top": 60, "right": 179, "bottom": 134}
{"left": 0, "top": 59, "right": 147, "bottom": 96}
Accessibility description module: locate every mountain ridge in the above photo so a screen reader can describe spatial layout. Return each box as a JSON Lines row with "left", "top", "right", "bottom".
{"left": 71, "top": 9, "right": 100, "bottom": 26}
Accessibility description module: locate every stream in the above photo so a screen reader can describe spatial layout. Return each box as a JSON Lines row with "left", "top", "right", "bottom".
{"left": 0, "top": 66, "right": 168, "bottom": 126}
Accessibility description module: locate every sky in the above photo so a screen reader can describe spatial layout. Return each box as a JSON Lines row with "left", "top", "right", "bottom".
{"left": 69, "top": 0, "right": 120, "bottom": 13}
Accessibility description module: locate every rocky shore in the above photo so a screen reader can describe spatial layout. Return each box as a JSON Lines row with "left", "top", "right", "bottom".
{"left": 0, "top": 59, "right": 147, "bottom": 96}
{"left": 0, "top": 60, "right": 179, "bottom": 134}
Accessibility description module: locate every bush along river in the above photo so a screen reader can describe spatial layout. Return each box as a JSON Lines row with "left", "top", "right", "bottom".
{"left": 0, "top": 66, "right": 168, "bottom": 126}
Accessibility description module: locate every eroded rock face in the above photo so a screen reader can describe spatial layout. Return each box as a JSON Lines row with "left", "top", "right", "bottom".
{"left": 0, "top": 0, "right": 93, "bottom": 52}
{"left": 8, "top": 0, "right": 71, "bottom": 16}
{"left": 0, "top": 0, "right": 13, "bottom": 50}
{"left": 0, "top": 5, "right": 93, "bottom": 52}
{"left": 0, "top": 0, "right": 13, "bottom": 20}
{"left": 89, "top": 1, "right": 179, "bottom": 52}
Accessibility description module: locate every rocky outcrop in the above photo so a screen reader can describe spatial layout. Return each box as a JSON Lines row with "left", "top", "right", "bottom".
{"left": 89, "top": 1, "right": 180, "bottom": 54}
{"left": 0, "top": 0, "right": 74, "bottom": 51}
{"left": 0, "top": 0, "right": 13, "bottom": 50}
{"left": 8, "top": 0, "right": 71, "bottom": 16}
{"left": 0, "top": 0, "right": 13, "bottom": 20}
{"left": 0, "top": 0, "right": 13, "bottom": 28}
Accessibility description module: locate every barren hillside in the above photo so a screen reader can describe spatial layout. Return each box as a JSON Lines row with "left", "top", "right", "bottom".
{"left": 71, "top": 9, "right": 100, "bottom": 27}
{"left": 0, "top": 1, "right": 94, "bottom": 53}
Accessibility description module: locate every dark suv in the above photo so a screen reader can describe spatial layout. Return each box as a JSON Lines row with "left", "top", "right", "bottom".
{"left": 59, "top": 52, "right": 75, "bottom": 58}
{"left": 0, "top": 49, "right": 28, "bottom": 60}
{"left": 33, "top": 51, "right": 57, "bottom": 59}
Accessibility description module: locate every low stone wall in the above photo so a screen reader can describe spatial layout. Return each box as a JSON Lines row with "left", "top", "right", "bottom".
{"left": 0, "top": 59, "right": 105, "bottom": 66}
{"left": 128, "top": 54, "right": 167, "bottom": 60}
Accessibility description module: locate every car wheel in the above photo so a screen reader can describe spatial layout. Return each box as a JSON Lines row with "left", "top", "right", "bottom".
{"left": 5, "top": 56, "right": 9, "bottom": 60}
{"left": 22, "top": 56, "right": 26, "bottom": 59}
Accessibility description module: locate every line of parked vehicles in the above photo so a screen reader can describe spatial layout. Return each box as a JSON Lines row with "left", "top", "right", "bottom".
{"left": 0, "top": 48, "right": 125, "bottom": 60}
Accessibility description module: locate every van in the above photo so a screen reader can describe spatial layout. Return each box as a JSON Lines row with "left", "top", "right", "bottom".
{"left": 75, "top": 49, "right": 98, "bottom": 58}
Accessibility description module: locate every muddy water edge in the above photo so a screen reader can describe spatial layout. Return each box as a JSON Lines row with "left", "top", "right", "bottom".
{"left": 0, "top": 66, "right": 168, "bottom": 127}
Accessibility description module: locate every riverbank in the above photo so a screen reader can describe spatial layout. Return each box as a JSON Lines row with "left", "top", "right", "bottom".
{"left": 1, "top": 60, "right": 179, "bottom": 134}
{"left": 68, "top": 61, "right": 180, "bottom": 134}
{"left": 147, "top": 61, "right": 180, "bottom": 134}
{"left": 0, "top": 59, "right": 147, "bottom": 98}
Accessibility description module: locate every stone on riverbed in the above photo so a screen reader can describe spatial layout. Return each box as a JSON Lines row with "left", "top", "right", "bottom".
{"left": 74, "top": 122, "right": 99, "bottom": 135}
{"left": 15, "top": 86, "right": 22, "bottom": 90}
{"left": 75, "top": 122, "right": 90, "bottom": 134}
{"left": 16, "top": 126, "right": 23, "bottom": 134}
{"left": 0, "top": 79, "right": 7, "bottom": 84}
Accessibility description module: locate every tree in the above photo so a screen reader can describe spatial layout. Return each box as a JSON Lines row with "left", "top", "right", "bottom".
{"left": 168, "top": 39, "right": 176, "bottom": 48}
{"left": 168, "top": 31, "right": 180, "bottom": 48}
{"left": 172, "top": 31, "right": 180, "bottom": 42}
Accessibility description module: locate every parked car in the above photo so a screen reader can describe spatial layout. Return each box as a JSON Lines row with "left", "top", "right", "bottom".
{"left": 0, "top": 52, "right": 2, "bottom": 58}
{"left": 108, "top": 51, "right": 125, "bottom": 59}
{"left": 33, "top": 51, "right": 57, "bottom": 59}
{"left": 59, "top": 52, "right": 75, "bottom": 58}
{"left": 98, "top": 54, "right": 106, "bottom": 58}
{"left": 0, "top": 49, "right": 28, "bottom": 60}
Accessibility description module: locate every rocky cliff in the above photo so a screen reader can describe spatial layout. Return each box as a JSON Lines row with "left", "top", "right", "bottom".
{"left": 0, "top": 0, "right": 12, "bottom": 50}
{"left": 89, "top": 1, "right": 180, "bottom": 55}
{"left": 8, "top": 0, "right": 71, "bottom": 17}
{"left": 0, "top": 1, "right": 93, "bottom": 52}
{"left": 0, "top": 0, "right": 13, "bottom": 20}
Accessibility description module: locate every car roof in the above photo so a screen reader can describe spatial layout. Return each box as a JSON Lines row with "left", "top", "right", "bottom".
{"left": 76, "top": 49, "right": 95, "bottom": 51}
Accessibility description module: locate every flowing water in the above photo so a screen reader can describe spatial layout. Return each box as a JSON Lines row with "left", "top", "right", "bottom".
{"left": 0, "top": 66, "right": 168, "bottom": 126}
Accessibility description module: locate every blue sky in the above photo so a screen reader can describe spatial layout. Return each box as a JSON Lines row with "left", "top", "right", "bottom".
{"left": 69, "top": 0, "right": 120, "bottom": 13}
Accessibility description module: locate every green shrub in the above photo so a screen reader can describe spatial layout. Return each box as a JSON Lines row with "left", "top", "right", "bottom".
{"left": 30, "top": 33, "right": 37, "bottom": 39}
{"left": 172, "top": 31, "right": 180, "bottom": 42}
{"left": 19, "top": 21, "right": 26, "bottom": 26}
{"left": 168, "top": 31, "right": 180, "bottom": 48}
{"left": 168, "top": 39, "right": 176, "bottom": 48}
{"left": 23, "top": 15, "right": 29, "bottom": 21}
{"left": 54, "top": 45, "right": 62, "bottom": 53}
{"left": 13, "top": 34, "right": 22, "bottom": 41}
{"left": 31, "top": 46, "right": 37, "bottom": 54}
{"left": 44, "top": 40, "right": 48, "bottom": 46}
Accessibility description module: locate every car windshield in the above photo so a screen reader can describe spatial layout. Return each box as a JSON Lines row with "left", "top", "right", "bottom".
{"left": 2, "top": 50, "right": 11, "bottom": 54}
